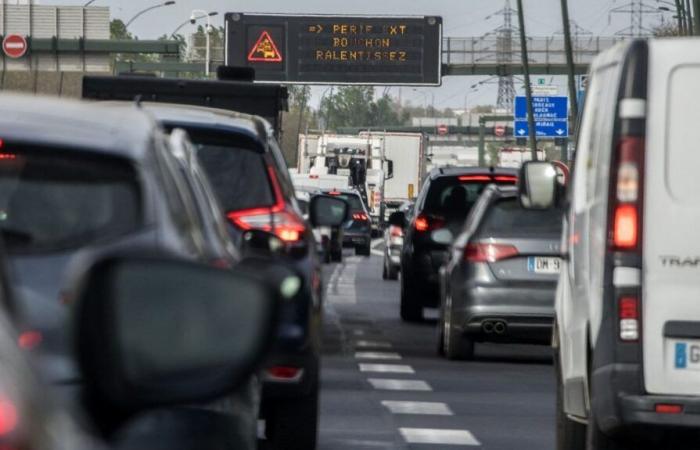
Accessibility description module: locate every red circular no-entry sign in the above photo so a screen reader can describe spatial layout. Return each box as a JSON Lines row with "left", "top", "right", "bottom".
{"left": 437, "top": 124, "right": 448, "bottom": 136}
{"left": 3, "top": 34, "right": 28, "bottom": 59}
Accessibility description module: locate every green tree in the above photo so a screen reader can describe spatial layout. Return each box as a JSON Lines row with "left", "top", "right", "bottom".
{"left": 280, "top": 86, "right": 313, "bottom": 165}
{"left": 320, "top": 87, "right": 402, "bottom": 130}
{"left": 110, "top": 19, "right": 133, "bottom": 40}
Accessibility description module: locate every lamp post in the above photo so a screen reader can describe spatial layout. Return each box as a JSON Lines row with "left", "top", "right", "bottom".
{"left": 170, "top": 11, "right": 218, "bottom": 40}
{"left": 83, "top": 0, "right": 98, "bottom": 6}
{"left": 516, "top": 0, "right": 538, "bottom": 161}
{"left": 125, "top": 2, "right": 176, "bottom": 29}
{"left": 191, "top": 9, "right": 214, "bottom": 77}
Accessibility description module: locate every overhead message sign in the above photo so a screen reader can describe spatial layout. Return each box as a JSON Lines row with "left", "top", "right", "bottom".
{"left": 514, "top": 96, "right": 569, "bottom": 138}
{"left": 225, "top": 14, "right": 443, "bottom": 85}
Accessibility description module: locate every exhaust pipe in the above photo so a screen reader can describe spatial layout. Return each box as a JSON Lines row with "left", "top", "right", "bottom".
{"left": 494, "top": 321, "right": 507, "bottom": 335}
{"left": 482, "top": 321, "right": 495, "bottom": 334}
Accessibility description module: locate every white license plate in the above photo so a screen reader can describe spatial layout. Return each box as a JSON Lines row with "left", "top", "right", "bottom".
{"left": 528, "top": 257, "right": 561, "bottom": 274}
{"left": 674, "top": 340, "right": 700, "bottom": 370}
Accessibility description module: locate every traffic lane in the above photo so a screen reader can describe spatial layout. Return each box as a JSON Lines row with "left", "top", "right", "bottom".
{"left": 319, "top": 249, "right": 555, "bottom": 450}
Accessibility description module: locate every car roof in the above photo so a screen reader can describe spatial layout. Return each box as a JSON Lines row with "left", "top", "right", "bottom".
{"left": 428, "top": 166, "right": 519, "bottom": 180}
{"left": 0, "top": 94, "right": 157, "bottom": 159}
{"left": 135, "top": 102, "right": 272, "bottom": 146}
{"left": 323, "top": 188, "right": 361, "bottom": 196}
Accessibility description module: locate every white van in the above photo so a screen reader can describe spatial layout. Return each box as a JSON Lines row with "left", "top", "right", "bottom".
{"left": 519, "top": 38, "right": 700, "bottom": 449}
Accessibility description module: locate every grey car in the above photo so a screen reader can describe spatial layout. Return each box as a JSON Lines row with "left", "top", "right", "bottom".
{"left": 437, "top": 185, "right": 563, "bottom": 360}
{"left": 382, "top": 201, "right": 413, "bottom": 280}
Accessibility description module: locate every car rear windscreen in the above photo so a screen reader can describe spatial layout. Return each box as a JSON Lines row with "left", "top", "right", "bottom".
{"left": 478, "top": 197, "right": 563, "bottom": 236}
{"left": 0, "top": 149, "right": 141, "bottom": 253}
{"left": 186, "top": 130, "right": 275, "bottom": 213}
{"left": 423, "top": 176, "right": 514, "bottom": 220}
{"left": 328, "top": 193, "right": 364, "bottom": 212}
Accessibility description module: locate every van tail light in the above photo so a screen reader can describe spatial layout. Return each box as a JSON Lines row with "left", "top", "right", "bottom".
{"left": 414, "top": 214, "right": 444, "bottom": 232}
{"left": 353, "top": 212, "right": 369, "bottom": 221}
{"left": 226, "top": 165, "right": 306, "bottom": 243}
{"left": 619, "top": 296, "right": 639, "bottom": 341}
{"left": 610, "top": 137, "right": 644, "bottom": 251}
{"left": 464, "top": 243, "right": 519, "bottom": 263}
{"left": 655, "top": 404, "right": 683, "bottom": 414}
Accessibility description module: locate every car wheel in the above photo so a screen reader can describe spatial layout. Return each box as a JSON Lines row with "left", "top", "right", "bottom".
{"left": 555, "top": 353, "right": 585, "bottom": 450}
{"left": 436, "top": 320, "right": 445, "bottom": 356}
{"left": 387, "top": 262, "right": 399, "bottom": 280}
{"left": 442, "top": 293, "right": 474, "bottom": 360}
{"left": 400, "top": 276, "right": 423, "bottom": 322}
{"left": 356, "top": 243, "right": 371, "bottom": 257}
{"left": 382, "top": 259, "right": 389, "bottom": 279}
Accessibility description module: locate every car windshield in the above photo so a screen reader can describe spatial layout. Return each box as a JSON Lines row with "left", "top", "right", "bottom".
{"left": 478, "top": 197, "right": 564, "bottom": 236}
{"left": 186, "top": 131, "right": 275, "bottom": 213}
{"left": 0, "top": 149, "right": 141, "bottom": 253}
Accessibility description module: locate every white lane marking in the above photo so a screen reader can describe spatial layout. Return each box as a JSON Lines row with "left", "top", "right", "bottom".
{"left": 326, "top": 259, "right": 357, "bottom": 305}
{"left": 399, "top": 428, "right": 481, "bottom": 446}
{"left": 371, "top": 238, "right": 383, "bottom": 248}
{"left": 355, "top": 340, "right": 393, "bottom": 349}
{"left": 381, "top": 401, "right": 454, "bottom": 416}
{"left": 371, "top": 249, "right": 384, "bottom": 257}
{"left": 368, "top": 378, "right": 432, "bottom": 391}
{"left": 359, "top": 363, "right": 415, "bottom": 374}
{"left": 355, "top": 351, "right": 402, "bottom": 360}
{"left": 352, "top": 329, "right": 366, "bottom": 336}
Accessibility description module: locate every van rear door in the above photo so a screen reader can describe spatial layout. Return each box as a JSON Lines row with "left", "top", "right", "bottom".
{"left": 643, "top": 40, "right": 700, "bottom": 395}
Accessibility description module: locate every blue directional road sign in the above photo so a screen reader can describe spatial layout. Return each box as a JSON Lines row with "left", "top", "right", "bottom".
{"left": 513, "top": 120, "right": 569, "bottom": 138}
{"left": 514, "top": 96, "right": 569, "bottom": 138}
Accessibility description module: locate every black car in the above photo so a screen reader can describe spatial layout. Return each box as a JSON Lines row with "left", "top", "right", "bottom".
{"left": 141, "top": 103, "right": 323, "bottom": 450}
{"left": 390, "top": 167, "right": 518, "bottom": 322}
{"left": 438, "top": 185, "right": 563, "bottom": 360}
{"left": 323, "top": 188, "right": 372, "bottom": 257}
{"left": 0, "top": 94, "right": 259, "bottom": 448}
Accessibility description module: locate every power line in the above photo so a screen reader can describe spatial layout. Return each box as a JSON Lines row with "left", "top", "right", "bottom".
{"left": 609, "top": 0, "right": 661, "bottom": 36}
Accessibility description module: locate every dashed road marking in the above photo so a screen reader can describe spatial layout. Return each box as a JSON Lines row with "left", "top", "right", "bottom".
{"left": 399, "top": 428, "right": 481, "bottom": 446}
{"left": 358, "top": 363, "right": 415, "bottom": 374}
{"left": 355, "top": 351, "right": 402, "bottom": 360}
{"left": 355, "top": 340, "right": 393, "bottom": 349}
{"left": 368, "top": 378, "right": 432, "bottom": 391}
{"left": 381, "top": 401, "right": 453, "bottom": 416}
{"left": 352, "top": 329, "right": 366, "bottom": 336}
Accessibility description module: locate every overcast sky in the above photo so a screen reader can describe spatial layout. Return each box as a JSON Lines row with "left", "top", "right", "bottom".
{"left": 38, "top": 0, "right": 668, "bottom": 110}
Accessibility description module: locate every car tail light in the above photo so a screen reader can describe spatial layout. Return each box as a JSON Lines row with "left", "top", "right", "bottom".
{"left": 226, "top": 166, "right": 307, "bottom": 243}
{"left": 0, "top": 153, "right": 15, "bottom": 161}
{"left": 209, "top": 258, "right": 232, "bottom": 270}
{"left": 389, "top": 225, "right": 403, "bottom": 237}
{"left": 458, "top": 174, "right": 517, "bottom": 183}
{"left": 618, "top": 296, "right": 639, "bottom": 341}
{"left": 327, "top": 190, "right": 341, "bottom": 196}
{"left": 610, "top": 137, "right": 644, "bottom": 251}
{"left": 17, "top": 331, "right": 42, "bottom": 350}
{"left": 414, "top": 214, "right": 444, "bottom": 232}
{"left": 353, "top": 212, "right": 369, "bottom": 221}
{"left": 266, "top": 366, "right": 303, "bottom": 382}
{"left": 0, "top": 396, "right": 18, "bottom": 436}
{"left": 464, "top": 243, "right": 519, "bottom": 262}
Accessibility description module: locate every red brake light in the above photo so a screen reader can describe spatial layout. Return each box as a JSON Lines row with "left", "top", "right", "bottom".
{"left": 414, "top": 214, "right": 444, "bottom": 232}
{"left": 266, "top": 366, "right": 302, "bottom": 381}
{"left": 494, "top": 175, "right": 518, "bottom": 183}
{"left": 389, "top": 225, "right": 403, "bottom": 237}
{"left": 464, "top": 243, "right": 519, "bottom": 262}
{"left": 610, "top": 136, "right": 644, "bottom": 251}
{"left": 613, "top": 204, "right": 638, "bottom": 249}
{"left": 459, "top": 175, "right": 491, "bottom": 182}
{"left": 327, "top": 190, "right": 341, "bottom": 196}
{"left": 352, "top": 212, "right": 369, "bottom": 221}
{"left": 0, "top": 153, "right": 15, "bottom": 161}
{"left": 18, "top": 331, "right": 42, "bottom": 350}
{"left": 0, "top": 397, "right": 17, "bottom": 436}
{"left": 619, "top": 296, "right": 639, "bottom": 341}
{"left": 226, "top": 166, "right": 306, "bottom": 242}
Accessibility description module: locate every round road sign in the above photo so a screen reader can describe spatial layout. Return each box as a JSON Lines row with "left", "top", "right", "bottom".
{"left": 437, "top": 124, "right": 448, "bottom": 136}
{"left": 494, "top": 124, "right": 506, "bottom": 137}
{"left": 3, "top": 34, "right": 28, "bottom": 59}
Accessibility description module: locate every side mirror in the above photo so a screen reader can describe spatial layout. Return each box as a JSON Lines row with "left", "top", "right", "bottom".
{"left": 388, "top": 211, "right": 406, "bottom": 228}
{"left": 74, "top": 254, "right": 292, "bottom": 416}
{"left": 309, "top": 195, "right": 350, "bottom": 228}
{"left": 241, "top": 229, "right": 286, "bottom": 257}
{"left": 518, "top": 161, "right": 559, "bottom": 210}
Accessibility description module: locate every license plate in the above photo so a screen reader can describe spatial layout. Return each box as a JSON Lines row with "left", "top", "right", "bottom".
{"left": 674, "top": 340, "right": 700, "bottom": 370}
{"left": 528, "top": 257, "right": 561, "bottom": 274}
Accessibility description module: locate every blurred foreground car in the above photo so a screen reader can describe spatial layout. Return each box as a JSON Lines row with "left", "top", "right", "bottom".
{"left": 391, "top": 167, "right": 518, "bottom": 321}
{"left": 0, "top": 94, "right": 261, "bottom": 448}
{"left": 383, "top": 201, "right": 413, "bottom": 280}
{"left": 437, "top": 185, "right": 563, "bottom": 360}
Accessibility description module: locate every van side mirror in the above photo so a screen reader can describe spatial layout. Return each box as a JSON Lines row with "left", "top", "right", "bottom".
{"left": 309, "top": 195, "right": 350, "bottom": 227}
{"left": 385, "top": 160, "right": 394, "bottom": 180}
{"left": 518, "top": 161, "right": 559, "bottom": 210}
{"left": 388, "top": 211, "right": 406, "bottom": 228}
{"left": 75, "top": 254, "right": 288, "bottom": 416}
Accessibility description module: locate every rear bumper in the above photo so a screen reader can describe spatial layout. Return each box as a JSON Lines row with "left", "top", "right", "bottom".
{"left": 452, "top": 283, "right": 555, "bottom": 343}
{"left": 592, "top": 362, "right": 700, "bottom": 435}
{"left": 343, "top": 232, "right": 370, "bottom": 247}
{"left": 262, "top": 346, "right": 318, "bottom": 400}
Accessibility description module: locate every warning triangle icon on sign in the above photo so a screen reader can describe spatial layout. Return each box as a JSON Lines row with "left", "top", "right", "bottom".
{"left": 247, "top": 30, "right": 283, "bottom": 62}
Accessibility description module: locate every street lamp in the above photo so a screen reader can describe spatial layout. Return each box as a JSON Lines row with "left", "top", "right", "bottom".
{"left": 83, "top": 0, "right": 98, "bottom": 6}
{"left": 170, "top": 11, "right": 218, "bottom": 40}
{"left": 125, "top": 2, "right": 176, "bottom": 29}
{"left": 191, "top": 9, "right": 214, "bottom": 78}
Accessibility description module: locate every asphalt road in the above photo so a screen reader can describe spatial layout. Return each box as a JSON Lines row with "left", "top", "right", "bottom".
{"left": 318, "top": 247, "right": 556, "bottom": 450}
